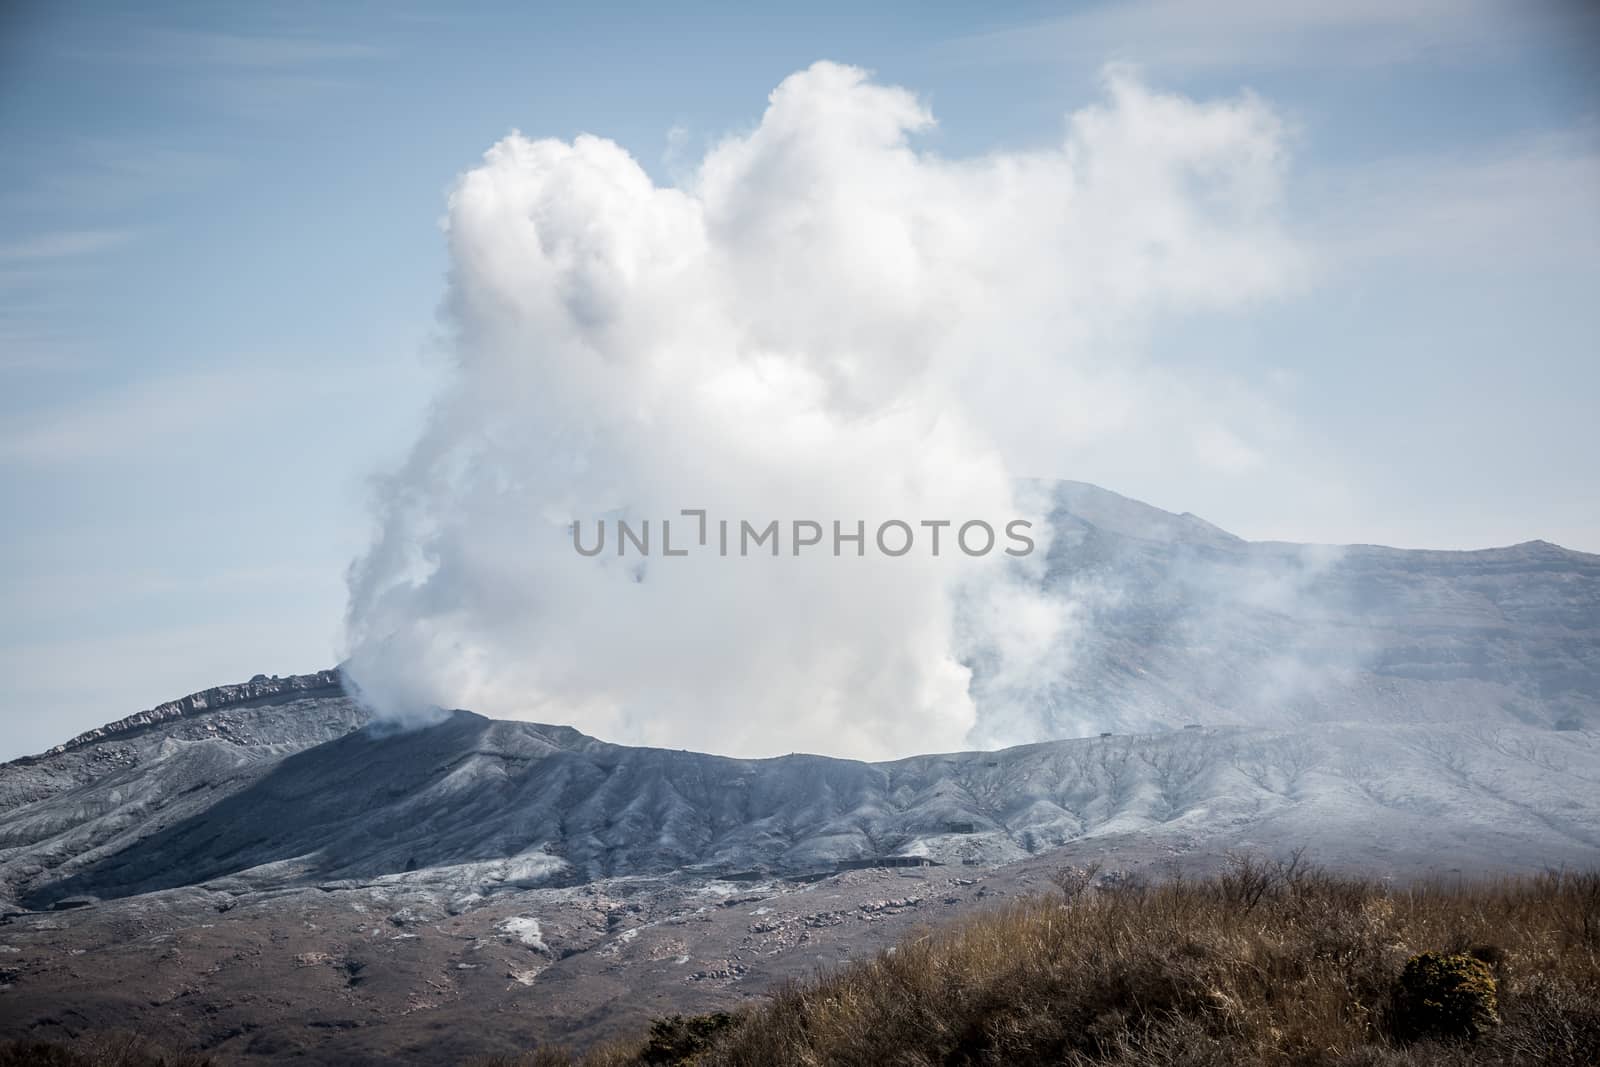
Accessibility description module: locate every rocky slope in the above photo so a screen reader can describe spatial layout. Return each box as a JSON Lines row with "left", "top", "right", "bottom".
{"left": 0, "top": 709, "right": 1595, "bottom": 1063}
{"left": 9, "top": 710, "right": 1600, "bottom": 914}
{"left": 3, "top": 483, "right": 1596, "bottom": 911}
{"left": 0, "top": 674, "right": 368, "bottom": 912}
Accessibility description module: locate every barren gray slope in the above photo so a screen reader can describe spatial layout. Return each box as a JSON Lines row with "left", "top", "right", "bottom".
{"left": 0, "top": 674, "right": 368, "bottom": 911}
{"left": 1002, "top": 480, "right": 1600, "bottom": 736}
{"left": 13, "top": 710, "right": 1600, "bottom": 911}
{"left": 0, "top": 670, "right": 354, "bottom": 814}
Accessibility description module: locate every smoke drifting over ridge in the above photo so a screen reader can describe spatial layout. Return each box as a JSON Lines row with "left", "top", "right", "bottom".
{"left": 343, "top": 62, "right": 1301, "bottom": 759}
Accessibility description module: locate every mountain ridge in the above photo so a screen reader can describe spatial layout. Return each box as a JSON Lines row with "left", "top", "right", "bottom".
{"left": 12, "top": 669, "right": 346, "bottom": 765}
{"left": 3, "top": 477, "right": 1595, "bottom": 913}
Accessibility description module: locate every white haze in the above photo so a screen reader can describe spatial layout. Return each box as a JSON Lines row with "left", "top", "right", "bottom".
{"left": 343, "top": 62, "right": 1302, "bottom": 760}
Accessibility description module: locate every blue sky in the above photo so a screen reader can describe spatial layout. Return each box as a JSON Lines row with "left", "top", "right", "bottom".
{"left": 2, "top": 1, "right": 1597, "bottom": 758}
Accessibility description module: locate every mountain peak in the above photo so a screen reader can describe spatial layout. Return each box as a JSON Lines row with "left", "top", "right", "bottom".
{"left": 1043, "top": 479, "right": 1244, "bottom": 548}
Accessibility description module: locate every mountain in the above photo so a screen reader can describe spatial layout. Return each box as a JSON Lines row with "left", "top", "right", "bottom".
{"left": 0, "top": 672, "right": 369, "bottom": 909}
{"left": 8, "top": 707, "right": 1600, "bottom": 913}
{"left": 0, "top": 483, "right": 1596, "bottom": 1062}
{"left": 990, "top": 480, "right": 1599, "bottom": 738}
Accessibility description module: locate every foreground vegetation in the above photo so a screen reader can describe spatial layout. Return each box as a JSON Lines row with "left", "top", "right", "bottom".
{"left": 6, "top": 859, "right": 1597, "bottom": 1065}
{"left": 0, "top": 1033, "right": 214, "bottom": 1067}
{"left": 534, "top": 859, "right": 1600, "bottom": 1066}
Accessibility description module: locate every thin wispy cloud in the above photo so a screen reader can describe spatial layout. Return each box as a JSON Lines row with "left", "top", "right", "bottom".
{"left": 940, "top": 0, "right": 1573, "bottom": 72}
{"left": 57, "top": 138, "right": 230, "bottom": 198}
{"left": 147, "top": 28, "right": 382, "bottom": 67}
{"left": 50, "top": 23, "right": 387, "bottom": 119}
{"left": 6, "top": 156, "right": 221, "bottom": 225}
{"left": 1309, "top": 127, "right": 1600, "bottom": 272}
{"left": 0, "top": 228, "right": 135, "bottom": 261}
{"left": 0, "top": 368, "right": 272, "bottom": 465}
{"left": 60, "top": 27, "right": 384, "bottom": 69}
{"left": 0, "top": 229, "right": 138, "bottom": 294}
{"left": 0, "top": 320, "right": 87, "bottom": 374}
{"left": 0, "top": 358, "right": 403, "bottom": 465}
{"left": 207, "top": 74, "right": 365, "bottom": 121}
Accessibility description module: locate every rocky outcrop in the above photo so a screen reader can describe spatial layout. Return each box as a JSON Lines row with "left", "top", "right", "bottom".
{"left": 18, "top": 669, "right": 344, "bottom": 762}
{"left": 0, "top": 673, "right": 367, "bottom": 869}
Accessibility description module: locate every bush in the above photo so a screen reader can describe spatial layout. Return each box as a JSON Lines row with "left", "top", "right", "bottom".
{"left": 1392, "top": 952, "right": 1500, "bottom": 1041}
{"left": 639, "top": 1013, "right": 740, "bottom": 1065}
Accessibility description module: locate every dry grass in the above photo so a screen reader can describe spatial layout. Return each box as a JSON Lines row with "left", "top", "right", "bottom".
{"left": 0, "top": 1031, "right": 214, "bottom": 1067}
{"left": 489, "top": 858, "right": 1600, "bottom": 1066}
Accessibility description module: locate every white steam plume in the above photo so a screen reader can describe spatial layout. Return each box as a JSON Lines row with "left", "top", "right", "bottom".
{"left": 343, "top": 62, "right": 1299, "bottom": 759}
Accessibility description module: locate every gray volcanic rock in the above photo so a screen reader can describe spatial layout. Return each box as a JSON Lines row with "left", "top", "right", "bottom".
{"left": 0, "top": 673, "right": 369, "bottom": 910}
{"left": 0, "top": 670, "right": 353, "bottom": 814}
{"left": 41, "top": 670, "right": 346, "bottom": 757}
{"left": 11, "top": 711, "right": 1600, "bottom": 912}
{"left": 3, "top": 485, "right": 1597, "bottom": 913}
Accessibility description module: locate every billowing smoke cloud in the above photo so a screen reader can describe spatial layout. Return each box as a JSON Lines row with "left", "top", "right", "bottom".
{"left": 343, "top": 62, "right": 1299, "bottom": 759}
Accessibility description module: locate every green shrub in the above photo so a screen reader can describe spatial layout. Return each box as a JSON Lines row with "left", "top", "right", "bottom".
{"left": 1393, "top": 951, "right": 1500, "bottom": 1040}
{"left": 639, "top": 1013, "right": 739, "bottom": 1065}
